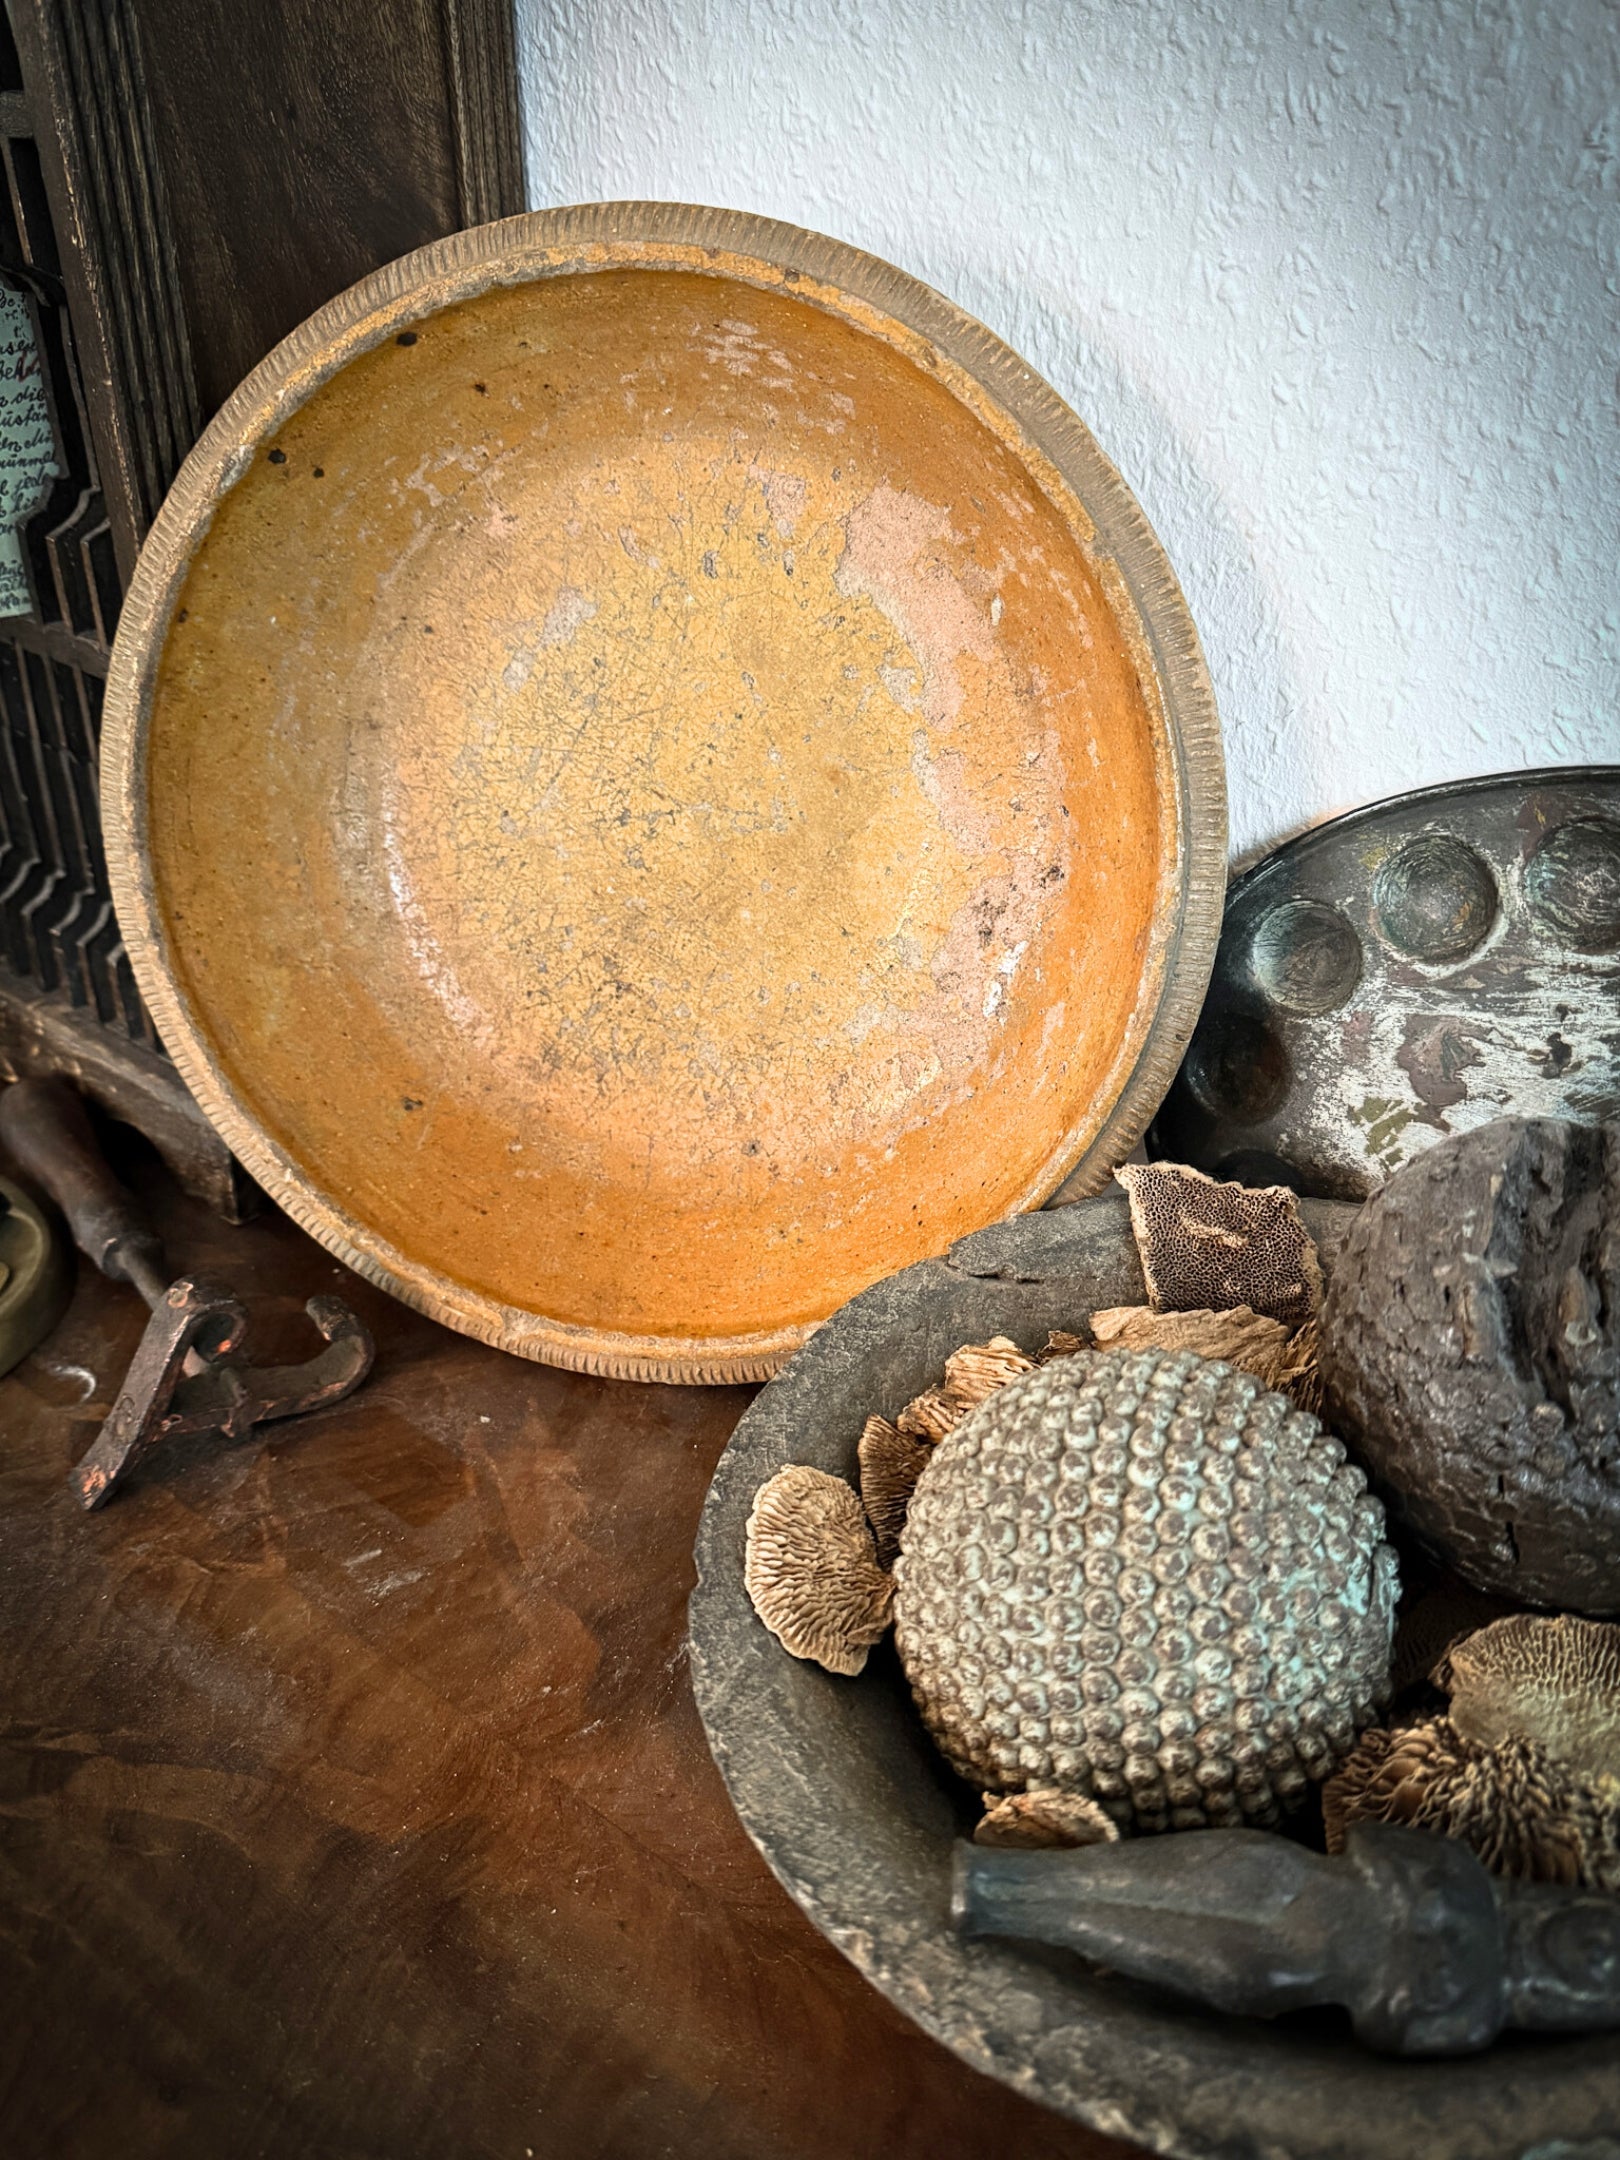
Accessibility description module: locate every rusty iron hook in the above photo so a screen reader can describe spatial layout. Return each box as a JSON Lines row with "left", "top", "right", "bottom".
{"left": 0, "top": 1077, "right": 373, "bottom": 1511}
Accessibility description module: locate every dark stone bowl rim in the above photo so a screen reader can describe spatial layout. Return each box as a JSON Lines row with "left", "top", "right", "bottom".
{"left": 688, "top": 1194, "right": 1620, "bottom": 2160}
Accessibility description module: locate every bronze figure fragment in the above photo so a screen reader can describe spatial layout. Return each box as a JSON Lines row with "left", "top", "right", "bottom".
{"left": 953, "top": 1820, "right": 1620, "bottom": 2056}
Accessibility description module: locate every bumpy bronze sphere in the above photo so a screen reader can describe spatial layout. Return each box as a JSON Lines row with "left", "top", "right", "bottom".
{"left": 894, "top": 1347, "right": 1398, "bottom": 1833}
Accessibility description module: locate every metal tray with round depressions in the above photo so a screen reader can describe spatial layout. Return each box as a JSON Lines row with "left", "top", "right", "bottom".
{"left": 1147, "top": 767, "right": 1620, "bottom": 1199}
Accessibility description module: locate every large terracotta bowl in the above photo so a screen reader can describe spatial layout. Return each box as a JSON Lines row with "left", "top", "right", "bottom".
{"left": 103, "top": 204, "right": 1224, "bottom": 1379}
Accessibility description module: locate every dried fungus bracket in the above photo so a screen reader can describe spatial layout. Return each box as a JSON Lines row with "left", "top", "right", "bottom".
{"left": 744, "top": 1464, "right": 895, "bottom": 1677}
{"left": 1088, "top": 1301, "right": 1321, "bottom": 1410}
{"left": 1090, "top": 1301, "right": 1291, "bottom": 1366}
{"left": 1115, "top": 1161, "right": 1323, "bottom": 1332}
{"left": 1442, "top": 1611, "right": 1620, "bottom": 1775}
{"left": 1324, "top": 1614, "right": 1620, "bottom": 1892}
{"left": 975, "top": 1788, "right": 1121, "bottom": 1850}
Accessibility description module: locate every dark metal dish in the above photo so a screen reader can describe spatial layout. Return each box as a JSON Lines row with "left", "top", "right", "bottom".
{"left": 1147, "top": 768, "right": 1620, "bottom": 1199}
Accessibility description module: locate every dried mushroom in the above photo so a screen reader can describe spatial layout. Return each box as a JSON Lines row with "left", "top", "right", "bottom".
{"left": 1090, "top": 1300, "right": 1289, "bottom": 1372}
{"left": 898, "top": 1338, "right": 1036, "bottom": 1441}
{"left": 858, "top": 1415, "right": 932, "bottom": 1570}
{"left": 1087, "top": 1301, "right": 1323, "bottom": 1413}
{"left": 1268, "top": 1317, "right": 1322, "bottom": 1416}
{"left": 897, "top": 1385, "right": 968, "bottom": 1443}
{"left": 1323, "top": 1720, "right": 1619, "bottom": 1891}
{"left": 945, "top": 1335, "right": 1034, "bottom": 1405}
{"left": 1440, "top": 1614, "right": 1620, "bottom": 1786}
{"left": 975, "top": 1788, "right": 1121, "bottom": 1850}
{"left": 1037, "top": 1329, "right": 1087, "bottom": 1363}
{"left": 745, "top": 1464, "right": 895, "bottom": 1677}
{"left": 1323, "top": 1613, "right": 1620, "bottom": 1891}
{"left": 1115, "top": 1161, "right": 1323, "bottom": 1331}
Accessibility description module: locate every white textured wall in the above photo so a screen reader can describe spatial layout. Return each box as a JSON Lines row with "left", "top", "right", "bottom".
{"left": 517, "top": 0, "right": 1619, "bottom": 859}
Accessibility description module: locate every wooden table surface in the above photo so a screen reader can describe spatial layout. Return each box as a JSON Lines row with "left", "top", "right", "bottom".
{"left": 0, "top": 1153, "right": 1143, "bottom": 2160}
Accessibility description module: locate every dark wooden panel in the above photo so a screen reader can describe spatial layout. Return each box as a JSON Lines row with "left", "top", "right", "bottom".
{"left": 442, "top": 0, "right": 526, "bottom": 230}
{"left": 134, "top": 0, "right": 463, "bottom": 423}
{"left": 0, "top": 0, "right": 523, "bottom": 1136}
{"left": 0, "top": 1156, "right": 1143, "bottom": 2160}
{"left": 14, "top": 0, "right": 524, "bottom": 556}
{"left": 10, "top": 0, "right": 200, "bottom": 575}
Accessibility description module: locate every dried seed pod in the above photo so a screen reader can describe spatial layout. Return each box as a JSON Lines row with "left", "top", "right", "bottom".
{"left": 897, "top": 1384, "right": 969, "bottom": 1443}
{"left": 1320, "top": 1118, "right": 1620, "bottom": 1613}
{"left": 1324, "top": 1613, "right": 1620, "bottom": 1891}
{"left": 975, "top": 1787, "right": 1121, "bottom": 1849}
{"left": 745, "top": 1464, "right": 895, "bottom": 1676}
{"left": 1323, "top": 1719, "right": 1620, "bottom": 1892}
{"left": 945, "top": 1336, "right": 1035, "bottom": 1406}
{"left": 895, "top": 1348, "right": 1398, "bottom": 1833}
{"left": 1439, "top": 1614, "right": 1620, "bottom": 1785}
{"left": 1038, "top": 1330, "right": 1087, "bottom": 1363}
{"left": 1115, "top": 1161, "right": 1323, "bottom": 1330}
{"left": 858, "top": 1415, "right": 932, "bottom": 1570}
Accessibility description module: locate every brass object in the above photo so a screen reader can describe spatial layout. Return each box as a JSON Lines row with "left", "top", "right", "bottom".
{"left": 103, "top": 204, "right": 1225, "bottom": 1381}
{"left": 0, "top": 1170, "right": 72, "bottom": 1379}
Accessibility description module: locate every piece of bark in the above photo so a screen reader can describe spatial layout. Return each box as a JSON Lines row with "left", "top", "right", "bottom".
{"left": 1115, "top": 1161, "right": 1322, "bottom": 1330}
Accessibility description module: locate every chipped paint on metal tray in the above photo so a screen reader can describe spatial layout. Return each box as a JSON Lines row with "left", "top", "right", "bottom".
{"left": 1150, "top": 769, "right": 1620, "bottom": 1198}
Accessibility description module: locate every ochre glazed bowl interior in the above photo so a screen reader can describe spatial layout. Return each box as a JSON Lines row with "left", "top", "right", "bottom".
{"left": 115, "top": 211, "right": 1220, "bottom": 1378}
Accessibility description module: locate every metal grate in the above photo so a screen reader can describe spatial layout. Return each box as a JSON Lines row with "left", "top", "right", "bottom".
{"left": 0, "top": 1, "right": 153, "bottom": 1049}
